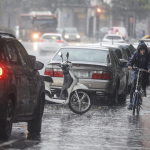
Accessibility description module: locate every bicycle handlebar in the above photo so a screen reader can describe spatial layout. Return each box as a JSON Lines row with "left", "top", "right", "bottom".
{"left": 131, "top": 67, "right": 150, "bottom": 73}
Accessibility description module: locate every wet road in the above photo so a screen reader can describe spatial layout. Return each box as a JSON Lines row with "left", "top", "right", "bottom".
{"left": 1, "top": 42, "right": 150, "bottom": 149}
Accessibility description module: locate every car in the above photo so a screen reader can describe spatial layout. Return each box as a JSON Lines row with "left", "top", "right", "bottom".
{"left": 141, "top": 35, "right": 150, "bottom": 39}
{"left": 44, "top": 46, "right": 128, "bottom": 104}
{"left": 84, "top": 43, "right": 132, "bottom": 91}
{"left": 0, "top": 32, "right": 45, "bottom": 140}
{"left": 102, "top": 34, "right": 126, "bottom": 43}
{"left": 107, "top": 27, "right": 129, "bottom": 42}
{"left": 38, "top": 33, "right": 68, "bottom": 55}
{"left": 62, "top": 27, "right": 81, "bottom": 42}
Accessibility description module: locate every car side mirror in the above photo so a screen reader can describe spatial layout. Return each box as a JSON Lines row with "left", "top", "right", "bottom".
{"left": 119, "top": 59, "right": 128, "bottom": 67}
{"left": 29, "top": 55, "right": 36, "bottom": 68}
{"left": 34, "top": 61, "right": 44, "bottom": 70}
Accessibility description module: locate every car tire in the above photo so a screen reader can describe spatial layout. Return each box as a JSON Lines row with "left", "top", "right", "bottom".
{"left": 119, "top": 83, "right": 127, "bottom": 103}
{"left": 107, "top": 84, "right": 119, "bottom": 105}
{"left": 27, "top": 95, "right": 44, "bottom": 133}
{"left": 0, "top": 98, "right": 13, "bottom": 140}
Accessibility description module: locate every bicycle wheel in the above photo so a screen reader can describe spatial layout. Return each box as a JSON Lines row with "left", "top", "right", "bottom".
{"left": 68, "top": 90, "right": 91, "bottom": 114}
{"left": 132, "top": 93, "right": 137, "bottom": 115}
{"left": 137, "top": 93, "right": 141, "bottom": 115}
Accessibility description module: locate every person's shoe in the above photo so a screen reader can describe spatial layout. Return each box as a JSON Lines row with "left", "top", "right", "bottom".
{"left": 141, "top": 90, "right": 146, "bottom": 97}
{"left": 127, "top": 103, "right": 133, "bottom": 110}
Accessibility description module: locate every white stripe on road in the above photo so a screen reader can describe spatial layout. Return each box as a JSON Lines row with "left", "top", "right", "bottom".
{"left": 0, "top": 139, "right": 19, "bottom": 147}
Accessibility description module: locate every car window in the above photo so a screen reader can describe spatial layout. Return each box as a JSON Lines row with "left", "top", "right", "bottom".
{"left": 53, "top": 48, "right": 110, "bottom": 63}
{"left": 129, "top": 44, "right": 136, "bottom": 54}
{"left": 3, "top": 41, "right": 19, "bottom": 64}
{"left": 13, "top": 41, "right": 31, "bottom": 68}
{"left": 124, "top": 47, "right": 131, "bottom": 58}
{"left": 121, "top": 48, "right": 129, "bottom": 60}
{"left": 106, "top": 36, "right": 121, "bottom": 40}
{"left": 115, "top": 49, "right": 122, "bottom": 59}
{"left": 42, "top": 35, "right": 60, "bottom": 40}
{"left": 111, "top": 51, "right": 121, "bottom": 66}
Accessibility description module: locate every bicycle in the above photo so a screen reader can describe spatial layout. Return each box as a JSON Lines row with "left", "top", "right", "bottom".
{"left": 131, "top": 67, "right": 149, "bottom": 115}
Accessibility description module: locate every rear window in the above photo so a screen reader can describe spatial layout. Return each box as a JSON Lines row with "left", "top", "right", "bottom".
{"left": 106, "top": 36, "right": 121, "bottom": 40}
{"left": 42, "top": 35, "right": 60, "bottom": 40}
{"left": 53, "top": 48, "right": 110, "bottom": 63}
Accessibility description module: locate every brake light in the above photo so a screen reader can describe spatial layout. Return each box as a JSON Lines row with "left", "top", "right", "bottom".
{"left": 124, "top": 34, "right": 126, "bottom": 37}
{"left": 102, "top": 72, "right": 112, "bottom": 80}
{"left": 56, "top": 40, "right": 64, "bottom": 43}
{"left": 0, "top": 67, "right": 3, "bottom": 76}
{"left": 39, "top": 39, "right": 46, "bottom": 42}
{"left": 92, "top": 71, "right": 112, "bottom": 80}
{"left": 44, "top": 69, "right": 53, "bottom": 76}
{"left": 92, "top": 73, "right": 102, "bottom": 79}
{"left": 54, "top": 71, "right": 63, "bottom": 77}
{"left": 44, "top": 68, "right": 63, "bottom": 77}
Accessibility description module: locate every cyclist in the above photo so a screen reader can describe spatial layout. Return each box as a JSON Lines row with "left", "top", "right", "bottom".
{"left": 127, "top": 41, "right": 150, "bottom": 110}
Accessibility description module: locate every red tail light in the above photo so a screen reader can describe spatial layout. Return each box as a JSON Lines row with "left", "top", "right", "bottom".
{"left": 0, "top": 67, "right": 3, "bottom": 76}
{"left": 56, "top": 40, "right": 64, "bottom": 43}
{"left": 39, "top": 39, "right": 46, "bottom": 42}
{"left": 92, "top": 73, "right": 102, "bottom": 79}
{"left": 44, "top": 68, "right": 63, "bottom": 77}
{"left": 54, "top": 71, "right": 63, "bottom": 77}
{"left": 44, "top": 69, "right": 53, "bottom": 76}
{"left": 102, "top": 72, "right": 112, "bottom": 80}
{"left": 92, "top": 71, "right": 112, "bottom": 80}
{"left": 124, "top": 34, "right": 126, "bottom": 37}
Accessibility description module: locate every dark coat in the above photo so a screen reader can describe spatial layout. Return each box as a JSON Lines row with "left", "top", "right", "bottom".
{"left": 127, "top": 41, "right": 150, "bottom": 82}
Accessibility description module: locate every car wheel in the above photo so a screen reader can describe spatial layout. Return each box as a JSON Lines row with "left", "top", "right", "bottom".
{"left": 119, "top": 83, "right": 127, "bottom": 103}
{"left": 27, "top": 95, "right": 44, "bottom": 133}
{"left": 107, "top": 85, "right": 119, "bottom": 105}
{"left": 0, "top": 99, "right": 13, "bottom": 140}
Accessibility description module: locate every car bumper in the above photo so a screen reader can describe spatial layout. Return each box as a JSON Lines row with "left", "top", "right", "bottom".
{"left": 51, "top": 78, "right": 115, "bottom": 96}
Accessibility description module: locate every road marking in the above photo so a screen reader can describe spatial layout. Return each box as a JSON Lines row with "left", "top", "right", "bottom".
{"left": 0, "top": 139, "right": 19, "bottom": 147}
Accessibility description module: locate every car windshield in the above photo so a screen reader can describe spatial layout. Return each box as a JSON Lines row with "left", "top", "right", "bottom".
{"left": 65, "top": 28, "right": 78, "bottom": 33}
{"left": 106, "top": 36, "right": 121, "bottom": 40}
{"left": 53, "top": 48, "right": 110, "bottom": 63}
{"left": 42, "top": 35, "right": 60, "bottom": 40}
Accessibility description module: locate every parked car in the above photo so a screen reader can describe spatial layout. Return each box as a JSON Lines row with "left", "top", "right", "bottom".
{"left": 108, "top": 27, "right": 129, "bottom": 42}
{"left": 0, "top": 32, "right": 45, "bottom": 140}
{"left": 102, "top": 34, "right": 126, "bottom": 43}
{"left": 84, "top": 43, "right": 131, "bottom": 91}
{"left": 44, "top": 46, "right": 127, "bottom": 104}
{"left": 62, "top": 27, "right": 81, "bottom": 42}
{"left": 39, "top": 33, "right": 68, "bottom": 55}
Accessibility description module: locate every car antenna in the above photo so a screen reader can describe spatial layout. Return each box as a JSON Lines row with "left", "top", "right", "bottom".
{"left": 112, "top": 38, "right": 113, "bottom": 44}
{"left": 100, "top": 34, "right": 102, "bottom": 46}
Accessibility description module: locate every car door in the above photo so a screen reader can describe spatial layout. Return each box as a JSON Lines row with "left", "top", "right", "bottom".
{"left": 3, "top": 40, "right": 27, "bottom": 116}
{"left": 13, "top": 41, "right": 36, "bottom": 115}
{"left": 111, "top": 51, "right": 126, "bottom": 94}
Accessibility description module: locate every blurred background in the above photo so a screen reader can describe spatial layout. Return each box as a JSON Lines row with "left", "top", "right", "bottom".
{"left": 0, "top": 0, "right": 149, "bottom": 42}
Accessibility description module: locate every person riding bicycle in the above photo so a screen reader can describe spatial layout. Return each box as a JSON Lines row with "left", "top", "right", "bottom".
{"left": 127, "top": 41, "right": 150, "bottom": 110}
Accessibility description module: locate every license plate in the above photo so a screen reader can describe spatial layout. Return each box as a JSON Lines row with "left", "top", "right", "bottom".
{"left": 74, "top": 71, "right": 89, "bottom": 78}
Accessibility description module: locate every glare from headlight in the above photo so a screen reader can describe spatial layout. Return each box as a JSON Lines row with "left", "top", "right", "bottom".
{"left": 76, "top": 35, "right": 80, "bottom": 38}
{"left": 64, "top": 35, "right": 69, "bottom": 39}
{"left": 33, "top": 34, "right": 39, "bottom": 39}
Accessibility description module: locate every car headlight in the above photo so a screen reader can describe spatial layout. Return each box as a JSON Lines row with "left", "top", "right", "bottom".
{"left": 76, "top": 35, "right": 80, "bottom": 38}
{"left": 64, "top": 35, "right": 69, "bottom": 39}
{"left": 33, "top": 34, "right": 39, "bottom": 39}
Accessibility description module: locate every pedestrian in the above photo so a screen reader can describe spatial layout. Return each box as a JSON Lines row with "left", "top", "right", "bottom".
{"left": 127, "top": 41, "right": 150, "bottom": 110}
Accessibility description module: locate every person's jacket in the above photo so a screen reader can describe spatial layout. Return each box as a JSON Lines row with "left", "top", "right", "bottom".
{"left": 127, "top": 41, "right": 150, "bottom": 81}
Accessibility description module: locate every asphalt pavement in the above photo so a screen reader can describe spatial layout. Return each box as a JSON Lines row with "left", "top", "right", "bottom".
{"left": 1, "top": 41, "right": 150, "bottom": 150}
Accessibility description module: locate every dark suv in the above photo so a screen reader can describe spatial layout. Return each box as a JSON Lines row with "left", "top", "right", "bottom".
{"left": 0, "top": 32, "right": 45, "bottom": 140}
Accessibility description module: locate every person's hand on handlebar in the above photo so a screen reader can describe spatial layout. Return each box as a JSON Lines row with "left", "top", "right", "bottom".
{"left": 148, "top": 69, "right": 150, "bottom": 73}
{"left": 128, "top": 66, "right": 132, "bottom": 70}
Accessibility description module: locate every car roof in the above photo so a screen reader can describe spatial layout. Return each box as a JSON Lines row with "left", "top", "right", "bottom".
{"left": 42, "top": 33, "right": 62, "bottom": 36}
{"left": 0, "top": 32, "right": 16, "bottom": 39}
{"left": 104, "top": 34, "right": 123, "bottom": 37}
{"left": 84, "top": 43, "right": 122, "bottom": 48}
{"left": 59, "top": 45, "right": 110, "bottom": 51}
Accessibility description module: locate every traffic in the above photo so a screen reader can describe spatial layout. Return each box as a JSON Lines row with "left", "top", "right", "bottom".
{"left": 1, "top": 1, "right": 150, "bottom": 149}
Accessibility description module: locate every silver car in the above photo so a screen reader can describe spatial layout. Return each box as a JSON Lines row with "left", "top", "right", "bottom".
{"left": 44, "top": 46, "right": 127, "bottom": 104}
